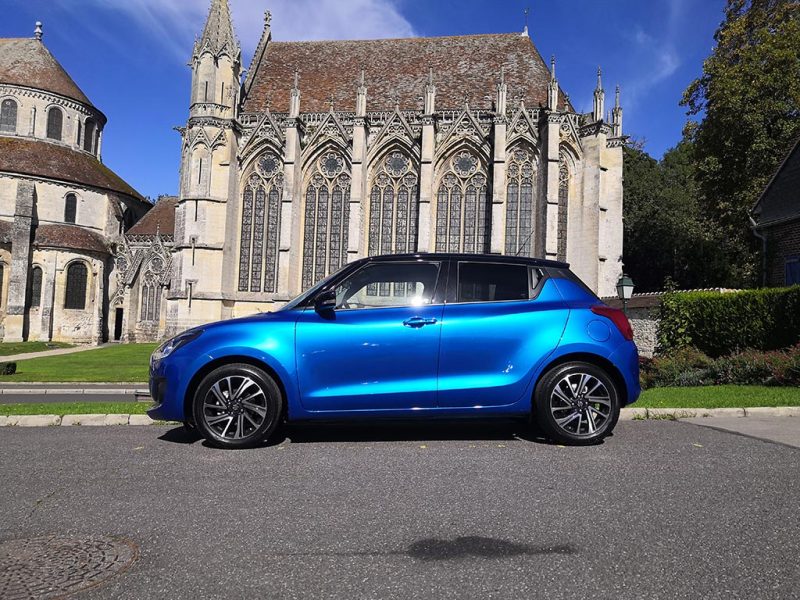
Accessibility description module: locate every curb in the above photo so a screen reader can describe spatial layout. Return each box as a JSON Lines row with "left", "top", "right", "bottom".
{"left": 619, "top": 406, "right": 800, "bottom": 420}
{"left": 0, "top": 407, "right": 797, "bottom": 427}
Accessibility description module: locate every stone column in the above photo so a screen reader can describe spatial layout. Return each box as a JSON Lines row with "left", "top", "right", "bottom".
{"left": 542, "top": 113, "right": 561, "bottom": 261}
{"left": 5, "top": 181, "right": 35, "bottom": 342}
{"left": 419, "top": 115, "right": 436, "bottom": 252}
{"left": 577, "top": 131, "right": 605, "bottom": 292}
{"left": 350, "top": 116, "right": 367, "bottom": 259}
{"left": 39, "top": 256, "right": 57, "bottom": 341}
{"left": 490, "top": 116, "right": 507, "bottom": 254}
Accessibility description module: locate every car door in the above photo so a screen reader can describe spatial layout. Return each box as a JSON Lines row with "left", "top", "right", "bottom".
{"left": 295, "top": 260, "right": 446, "bottom": 411}
{"left": 436, "top": 260, "right": 569, "bottom": 408}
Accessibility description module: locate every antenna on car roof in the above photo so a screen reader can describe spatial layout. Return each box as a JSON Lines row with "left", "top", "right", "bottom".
{"left": 514, "top": 228, "right": 535, "bottom": 256}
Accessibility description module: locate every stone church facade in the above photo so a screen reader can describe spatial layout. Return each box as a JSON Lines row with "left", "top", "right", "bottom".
{"left": 116, "top": 0, "right": 626, "bottom": 341}
{"left": 0, "top": 24, "right": 150, "bottom": 343}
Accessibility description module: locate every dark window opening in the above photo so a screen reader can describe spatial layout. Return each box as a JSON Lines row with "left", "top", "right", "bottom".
{"left": 30, "top": 267, "right": 43, "bottom": 308}
{"left": 64, "top": 193, "right": 77, "bottom": 223}
{"left": 0, "top": 99, "right": 17, "bottom": 133}
{"left": 83, "top": 119, "right": 95, "bottom": 153}
{"left": 458, "top": 262, "right": 530, "bottom": 303}
{"left": 46, "top": 107, "right": 63, "bottom": 140}
{"left": 64, "top": 263, "right": 88, "bottom": 309}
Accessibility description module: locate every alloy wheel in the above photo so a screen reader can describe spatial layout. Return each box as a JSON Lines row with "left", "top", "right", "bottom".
{"left": 201, "top": 375, "right": 269, "bottom": 441}
{"left": 549, "top": 372, "right": 612, "bottom": 437}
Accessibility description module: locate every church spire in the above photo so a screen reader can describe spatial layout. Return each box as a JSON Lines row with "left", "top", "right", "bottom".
{"left": 194, "top": 0, "right": 240, "bottom": 59}
{"left": 592, "top": 66, "right": 605, "bottom": 122}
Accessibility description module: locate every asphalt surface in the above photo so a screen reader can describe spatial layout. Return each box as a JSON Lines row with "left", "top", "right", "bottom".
{"left": 1, "top": 421, "right": 798, "bottom": 599}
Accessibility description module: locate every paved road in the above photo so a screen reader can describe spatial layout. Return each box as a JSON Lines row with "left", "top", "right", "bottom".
{"left": 1, "top": 421, "right": 798, "bottom": 599}
{"left": 683, "top": 415, "right": 800, "bottom": 448}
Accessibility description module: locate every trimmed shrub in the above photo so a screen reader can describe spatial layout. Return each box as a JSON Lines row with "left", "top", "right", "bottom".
{"left": 0, "top": 362, "right": 16, "bottom": 375}
{"left": 641, "top": 345, "right": 800, "bottom": 389}
{"left": 657, "top": 286, "right": 800, "bottom": 357}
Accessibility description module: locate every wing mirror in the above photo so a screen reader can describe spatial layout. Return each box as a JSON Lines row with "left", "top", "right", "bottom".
{"left": 314, "top": 289, "right": 337, "bottom": 312}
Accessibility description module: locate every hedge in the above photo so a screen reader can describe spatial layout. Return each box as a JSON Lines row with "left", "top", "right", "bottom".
{"left": 656, "top": 286, "right": 800, "bottom": 357}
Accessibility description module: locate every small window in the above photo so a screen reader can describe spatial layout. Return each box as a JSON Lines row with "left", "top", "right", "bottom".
{"left": 786, "top": 255, "right": 800, "bottom": 286}
{"left": 0, "top": 99, "right": 17, "bottom": 133}
{"left": 64, "top": 193, "right": 77, "bottom": 223}
{"left": 0, "top": 264, "right": 4, "bottom": 308}
{"left": 83, "top": 119, "right": 95, "bottom": 153}
{"left": 30, "top": 267, "right": 43, "bottom": 308}
{"left": 46, "top": 107, "right": 63, "bottom": 140}
{"left": 333, "top": 262, "right": 440, "bottom": 309}
{"left": 458, "top": 262, "right": 530, "bottom": 303}
{"left": 64, "top": 262, "right": 88, "bottom": 309}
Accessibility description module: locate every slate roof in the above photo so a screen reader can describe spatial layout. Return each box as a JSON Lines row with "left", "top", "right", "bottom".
{"left": 0, "top": 137, "right": 145, "bottom": 201}
{"left": 126, "top": 196, "right": 177, "bottom": 236}
{"left": 752, "top": 136, "right": 800, "bottom": 226}
{"left": 33, "top": 223, "right": 111, "bottom": 254}
{"left": 243, "top": 33, "right": 569, "bottom": 114}
{"left": 0, "top": 38, "right": 98, "bottom": 111}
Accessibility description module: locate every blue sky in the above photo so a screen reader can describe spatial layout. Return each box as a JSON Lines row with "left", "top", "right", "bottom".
{"left": 2, "top": 0, "right": 725, "bottom": 200}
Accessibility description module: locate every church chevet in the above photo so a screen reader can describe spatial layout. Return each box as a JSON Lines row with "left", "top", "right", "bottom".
{"left": 1, "top": 0, "right": 626, "bottom": 344}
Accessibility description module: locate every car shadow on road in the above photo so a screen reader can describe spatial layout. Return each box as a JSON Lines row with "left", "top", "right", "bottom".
{"left": 158, "top": 420, "right": 609, "bottom": 448}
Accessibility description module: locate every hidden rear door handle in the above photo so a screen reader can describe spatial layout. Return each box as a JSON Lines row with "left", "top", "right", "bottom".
{"left": 403, "top": 317, "right": 438, "bottom": 328}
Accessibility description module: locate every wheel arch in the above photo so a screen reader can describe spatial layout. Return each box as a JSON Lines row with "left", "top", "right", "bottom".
{"left": 533, "top": 352, "right": 628, "bottom": 407}
{"left": 183, "top": 355, "right": 289, "bottom": 425}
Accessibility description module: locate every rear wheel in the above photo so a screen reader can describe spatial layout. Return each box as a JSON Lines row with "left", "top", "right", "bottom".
{"left": 192, "top": 364, "right": 282, "bottom": 449}
{"left": 534, "top": 362, "right": 620, "bottom": 445}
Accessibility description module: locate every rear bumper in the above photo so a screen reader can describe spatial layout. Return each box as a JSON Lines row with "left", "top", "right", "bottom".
{"left": 608, "top": 341, "right": 641, "bottom": 405}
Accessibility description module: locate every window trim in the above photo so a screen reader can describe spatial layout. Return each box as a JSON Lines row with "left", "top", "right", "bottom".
{"left": 328, "top": 260, "right": 445, "bottom": 312}
{"left": 448, "top": 260, "right": 546, "bottom": 305}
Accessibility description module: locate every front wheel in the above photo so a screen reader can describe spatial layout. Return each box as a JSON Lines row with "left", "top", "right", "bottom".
{"left": 533, "top": 362, "right": 621, "bottom": 445}
{"left": 192, "top": 364, "right": 282, "bottom": 449}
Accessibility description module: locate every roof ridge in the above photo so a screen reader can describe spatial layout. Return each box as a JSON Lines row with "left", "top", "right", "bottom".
{"left": 269, "top": 31, "right": 528, "bottom": 45}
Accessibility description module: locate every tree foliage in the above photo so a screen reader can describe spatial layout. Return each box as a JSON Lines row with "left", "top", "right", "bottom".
{"left": 681, "top": 0, "right": 800, "bottom": 285}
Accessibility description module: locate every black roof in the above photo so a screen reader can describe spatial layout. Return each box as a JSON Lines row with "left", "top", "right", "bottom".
{"left": 359, "top": 253, "right": 570, "bottom": 269}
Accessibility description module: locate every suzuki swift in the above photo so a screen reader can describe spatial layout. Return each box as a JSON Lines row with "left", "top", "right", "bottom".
{"left": 148, "top": 253, "right": 640, "bottom": 448}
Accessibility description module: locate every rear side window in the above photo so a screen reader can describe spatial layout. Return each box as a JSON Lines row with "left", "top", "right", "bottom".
{"left": 457, "top": 262, "right": 530, "bottom": 303}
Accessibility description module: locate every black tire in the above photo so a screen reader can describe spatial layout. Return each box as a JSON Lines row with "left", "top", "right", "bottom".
{"left": 533, "top": 361, "right": 620, "bottom": 446}
{"left": 192, "top": 363, "right": 282, "bottom": 449}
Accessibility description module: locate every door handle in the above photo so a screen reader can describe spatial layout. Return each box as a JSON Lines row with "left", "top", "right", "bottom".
{"left": 403, "top": 317, "right": 438, "bottom": 328}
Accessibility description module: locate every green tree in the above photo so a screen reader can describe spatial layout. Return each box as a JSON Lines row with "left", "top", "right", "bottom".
{"left": 681, "top": 0, "right": 800, "bottom": 286}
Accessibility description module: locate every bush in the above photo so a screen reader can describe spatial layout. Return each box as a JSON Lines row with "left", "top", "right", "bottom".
{"left": 657, "top": 286, "right": 800, "bottom": 357}
{"left": 0, "top": 362, "right": 16, "bottom": 375}
{"left": 641, "top": 345, "right": 800, "bottom": 389}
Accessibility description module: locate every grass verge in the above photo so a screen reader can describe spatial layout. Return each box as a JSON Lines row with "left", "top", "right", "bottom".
{"left": 0, "top": 342, "right": 74, "bottom": 356}
{"left": 0, "top": 402, "right": 150, "bottom": 416}
{"left": 636, "top": 385, "right": 800, "bottom": 408}
{"left": 0, "top": 343, "right": 157, "bottom": 382}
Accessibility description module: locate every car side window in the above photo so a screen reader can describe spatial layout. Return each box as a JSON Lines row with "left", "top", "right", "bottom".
{"left": 334, "top": 262, "right": 441, "bottom": 309}
{"left": 457, "top": 262, "right": 530, "bottom": 303}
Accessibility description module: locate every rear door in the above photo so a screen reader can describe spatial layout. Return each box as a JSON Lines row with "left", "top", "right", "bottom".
{"left": 436, "top": 260, "right": 569, "bottom": 408}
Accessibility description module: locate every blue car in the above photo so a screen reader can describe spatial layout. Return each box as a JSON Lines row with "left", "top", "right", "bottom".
{"left": 148, "top": 253, "right": 640, "bottom": 448}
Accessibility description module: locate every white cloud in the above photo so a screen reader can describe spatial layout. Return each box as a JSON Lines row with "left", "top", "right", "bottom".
{"left": 83, "top": 0, "right": 415, "bottom": 61}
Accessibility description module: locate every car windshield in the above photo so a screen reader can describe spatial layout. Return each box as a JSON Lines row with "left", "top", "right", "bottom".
{"left": 278, "top": 264, "right": 354, "bottom": 311}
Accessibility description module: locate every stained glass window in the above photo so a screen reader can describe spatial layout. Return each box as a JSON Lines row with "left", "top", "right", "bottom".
{"left": 435, "top": 152, "right": 489, "bottom": 253}
{"left": 64, "top": 193, "right": 77, "bottom": 224}
{"left": 0, "top": 99, "right": 17, "bottom": 134}
{"left": 140, "top": 273, "right": 160, "bottom": 323}
{"left": 64, "top": 262, "right": 87, "bottom": 309}
{"left": 46, "top": 107, "right": 63, "bottom": 141}
{"left": 301, "top": 152, "right": 351, "bottom": 289}
{"left": 505, "top": 147, "right": 536, "bottom": 256}
{"left": 557, "top": 151, "right": 569, "bottom": 262}
{"left": 238, "top": 154, "right": 283, "bottom": 293}
{"left": 30, "top": 267, "right": 42, "bottom": 308}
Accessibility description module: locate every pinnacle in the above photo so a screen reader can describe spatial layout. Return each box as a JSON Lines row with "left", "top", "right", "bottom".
{"left": 197, "top": 0, "right": 239, "bottom": 59}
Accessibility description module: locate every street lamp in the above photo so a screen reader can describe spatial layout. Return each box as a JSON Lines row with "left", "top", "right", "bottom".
{"left": 616, "top": 273, "right": 635, "bottom": 315}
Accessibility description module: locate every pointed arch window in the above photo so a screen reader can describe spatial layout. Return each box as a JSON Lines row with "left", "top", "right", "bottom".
{"left": 301, "top": 151, "right": 351, "bottom": 289}
{"left": 368, "top": 151, "right": 419, "bottom": 257}
{"left": 46, "top": 107, "right": 63, "bottom": 141}
{"left": 238, "top": 153, "right": 283, "bottom": 293}
{"left": 435, "top": 150, "right": 490, "bottom": 253}
{"left": 64, "top": 262, "right": 88, "bottom": 309}
{"left": 557, "top": 150, "right": 570, "bottom": 262}
{"left": 64, "top": 193, "right": 77, "bottom": 224}
{"left": 30, "top": 267, "right": 43, "bottom": 308}
{"left": 0, "top": 99, "right": 17, "bottom": 133}
{"left": 505, "top": 147, "right": 537, "bottom": 256}
{"left": 83, "top": 119, "right": 96, "bottom": 153}
{"left": 140, "top": 273, "right": 160, "bottom": 322}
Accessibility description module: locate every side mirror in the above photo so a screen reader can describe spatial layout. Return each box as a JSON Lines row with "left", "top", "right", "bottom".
{"left": 314, "top": 289, "right": 337, "bottom": 312}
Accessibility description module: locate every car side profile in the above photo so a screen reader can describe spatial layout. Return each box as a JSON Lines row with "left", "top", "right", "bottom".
{"left": 148, "top": 253, "right": 640, "bottom": 448}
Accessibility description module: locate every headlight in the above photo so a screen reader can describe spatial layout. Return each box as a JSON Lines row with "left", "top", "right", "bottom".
{"left": 151, "top": 329, "right": 203, "bottom": 363}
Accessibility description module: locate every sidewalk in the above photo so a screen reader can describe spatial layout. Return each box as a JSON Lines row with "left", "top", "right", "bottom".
{"left": 0, "top": 343, "right": 113, "bottom": 362}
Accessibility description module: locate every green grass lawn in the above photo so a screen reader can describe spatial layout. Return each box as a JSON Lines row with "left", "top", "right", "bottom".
{"left": 0, "top": 341, "right": 74, "bottom": 356}
{"left": 0, "top": 343, "right": 157, "bottom": 382}
{"left": 0, "top": 402, "right": 150, "bottom": 416}
{"left": 636, "top": 385, "right": 800, "bottom": 408}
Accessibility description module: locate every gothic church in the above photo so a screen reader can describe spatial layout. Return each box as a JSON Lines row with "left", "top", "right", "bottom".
{"left": 118, "top": 0, "right": 626, "bottom": 341}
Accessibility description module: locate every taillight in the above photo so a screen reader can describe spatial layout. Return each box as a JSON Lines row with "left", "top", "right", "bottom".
{"left": 591, "top": 304, "right": 634, "bottom": 341}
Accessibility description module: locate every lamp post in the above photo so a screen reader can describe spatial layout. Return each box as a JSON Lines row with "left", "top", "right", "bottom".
{"left": 616, "top": 273, "right": 635, "bottom": 316}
